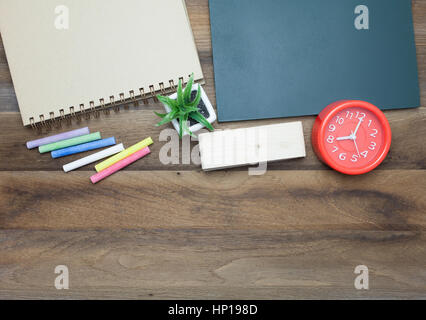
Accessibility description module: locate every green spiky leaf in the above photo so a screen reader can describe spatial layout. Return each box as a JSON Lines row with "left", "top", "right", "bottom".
{"left": 182, "top": 113, "right": 196, "bottom": 138}
{"left": 157, "top": 95, "right": 177, "bottom": 110}
{"left": 183, "top": 73, "right": 194, "bottom": 104}
{"left": 189, "top": 111, "right": 214, "bottom": 131}
{"left": 177, "top": 78, "right": 184, "bottom": 107}
{"left": 181, "top": 105, "right": 199, "bottom": 113}
{"left": 154, "top": 111, "right": 168, "bottom": 119}
{"left": 155, "top": 110, "right": 178, "bottom": 127}
{"left": 187, "top": 84, "right": 202, "bottom": 108}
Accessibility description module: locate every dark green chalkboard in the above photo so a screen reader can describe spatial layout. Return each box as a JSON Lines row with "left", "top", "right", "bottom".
{"left": 209, "top": 0, "right": 420, "bottom": 122}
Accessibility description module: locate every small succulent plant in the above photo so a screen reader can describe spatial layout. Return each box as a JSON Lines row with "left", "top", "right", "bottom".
{"left": 155, "top": 73, "right": 214, "bottom": 138}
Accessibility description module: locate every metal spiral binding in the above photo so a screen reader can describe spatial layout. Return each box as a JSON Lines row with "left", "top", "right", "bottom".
{"left": 29, "top": 117, "right": 35, "bottom": 129}
{"left": 90, "top": 101, "right": 99, "bottom": 118}
{"left": 169, "top": 80, "right": 176, "bottom": 90}
{"left": 80, "top": 104, "right": 90, "bottom": 121}
{"left": 149, "top": 85, "right": 158, "bottom": 102}
{"left": 110, "top": 96, "right": 118, "bottom": 113}
{"left": 60, "top": 109, "right": 66, "bottom": 126}
{"left": 69, "top": 106, "right": 76, "bottom": 122}
{"left": 120, "top": 93, "right": 127, "bottom": 110}
{"left": 99, "top": 98, "right": 108, "bottom": 115}
{"left": 139, "top": 87, "right": 148, "bottom": 104}
{"left": 50, "top": 112, "right": 59, "bottom": 129}
{"left": 29, "top": 75, "right": 191, "bottom": 132}
{"left": 129, "top": 90, "right": 138, "bottom": 107}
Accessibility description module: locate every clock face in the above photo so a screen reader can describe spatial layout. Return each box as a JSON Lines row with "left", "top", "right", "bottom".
{"left": 313, "top": 101, "right": 392, "bottom": 175}
{"left": 324, "top": 107, "right": 383, "bottom": 170}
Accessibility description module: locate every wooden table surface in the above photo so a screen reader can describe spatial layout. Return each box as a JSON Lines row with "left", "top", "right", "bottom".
{"left": 0, "top": 0, "right": 425, "bottom": 299}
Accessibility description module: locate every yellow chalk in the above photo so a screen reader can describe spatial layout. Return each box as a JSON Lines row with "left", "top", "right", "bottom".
{"left": 95, "top": 137, "right": 153, "bottom": 172}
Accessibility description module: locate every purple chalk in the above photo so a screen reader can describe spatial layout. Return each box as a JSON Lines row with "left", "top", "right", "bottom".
{"left": 26, "top": 127, "right": 90, "bottom": 149}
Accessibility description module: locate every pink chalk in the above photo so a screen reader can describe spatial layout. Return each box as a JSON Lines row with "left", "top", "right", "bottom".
{"left": 90, "top": 147, "right": 150, "bottom": 184}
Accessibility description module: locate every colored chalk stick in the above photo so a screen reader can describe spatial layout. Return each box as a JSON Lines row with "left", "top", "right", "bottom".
{"left": 26, "top": 127, "right": 90, "bottom": 149}
{"left": 90, "top": 147, "right": 151, "bottom": 184}
{"left": 51, "top": 137, "right": 116, "bottom": 159}
{"left": 63, "top": 143, "right": 125, "bottom": 172}
{"left": 95, "top": 137, "right": 153, "bottom": 172}
{"left": 39, "top": 132, "right": 101, "bottom": 153}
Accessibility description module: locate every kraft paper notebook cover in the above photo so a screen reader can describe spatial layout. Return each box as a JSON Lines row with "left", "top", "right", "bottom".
{"left": 209, "top": 0, "right": 420, "bottom": 122}
{"left": 0, "top": 0, "right": 203, "bottom": 127}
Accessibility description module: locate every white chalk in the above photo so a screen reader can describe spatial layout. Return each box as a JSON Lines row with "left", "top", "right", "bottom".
{"left": 63, "top": 143, "right": 125, "bottom": 173}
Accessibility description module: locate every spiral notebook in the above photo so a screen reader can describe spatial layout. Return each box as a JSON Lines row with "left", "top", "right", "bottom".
{"left": 0, "top": 0, "right": 203, "bottom": 128}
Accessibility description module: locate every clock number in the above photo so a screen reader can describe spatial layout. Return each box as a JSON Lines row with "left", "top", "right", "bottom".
{"left": 327, "top": 135, "right": 335, "bottom": 143}
{"left": 335, "top": 117, "right": 344, "bottom": 125}
{"left": 328, "top": 124, "right": 336, "bottom": 132}
{"left": 360, "top": 151, "right": 369, "bottom": 158}
{"left": 359, "top": 113, "right": 366, "bottom": 120}
{"left": 339, "top": 153, "right": 347, "bottom": 161}
{"left": 370, "top": 129, "right": 378, "bottom": 138}
{"left": 368, "top": 142, "right": 376, "bottom": 150}
{"left": 346, "top": 111, "right": 354, "bottom": 119}
{"left": 368, "top": 119, "right": 372, "bottom": 127}
{"left": 332, "top": 146, "right": 339, "bottom": 153}
{"left": 351, "top": 154, "right": 359, "bottom": 162}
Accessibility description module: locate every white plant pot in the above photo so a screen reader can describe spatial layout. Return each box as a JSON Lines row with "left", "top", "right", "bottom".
{"left": 162, "top": 84, "right": 216, "bottom": 136}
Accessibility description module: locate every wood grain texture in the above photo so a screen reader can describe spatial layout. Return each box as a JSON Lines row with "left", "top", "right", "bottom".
{"left": 1, "top": 170, "right": 425, "bottom": 231}
{"left": 0, "top": 0, "right": 425, "bottom": 299}
{"left": 1, "top": 229, "right": 425, "bottom": 299}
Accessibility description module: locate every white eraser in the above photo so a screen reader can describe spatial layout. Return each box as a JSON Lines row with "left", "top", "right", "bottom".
{"left": 198, "top": 122, "right": 306, "bottom": 171}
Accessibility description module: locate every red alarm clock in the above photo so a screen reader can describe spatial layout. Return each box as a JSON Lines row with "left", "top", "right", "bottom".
{"left": 312, "top": 100, "right": 392, "bottom": 175}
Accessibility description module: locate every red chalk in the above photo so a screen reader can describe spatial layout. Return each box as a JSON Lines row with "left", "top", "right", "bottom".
{"left": 90, "top": 147, "right": 150, "bottom": 184}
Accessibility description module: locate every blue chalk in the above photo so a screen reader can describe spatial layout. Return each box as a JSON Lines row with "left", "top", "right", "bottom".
{"left": 51, "top": 137, "right": 116, "bottom": 159}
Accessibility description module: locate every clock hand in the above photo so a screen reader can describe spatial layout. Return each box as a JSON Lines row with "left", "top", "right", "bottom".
{"left": 351, "top": 130, "right": 361, "bottom": 156}
{"left": 336, "top": 135, "right": 355, "bottom": 141}
{"left": 353, "top": 117, "right": 363, "bottom": 137}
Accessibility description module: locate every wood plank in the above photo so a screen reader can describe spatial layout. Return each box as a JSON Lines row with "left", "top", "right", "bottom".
{"left": 413, "top": 0, "right": 426, "bottom": 45}
{"left": 0, "top": 229, "right": 425, "bottom": 299}
{"left": 1, "top": 170, "right": 425, "bottom": 231}
{"left": 0, "top": 106, "right": 425, "bottom": 171}
{"left": 419, "top": 41, "right": 426, "bottom": 99}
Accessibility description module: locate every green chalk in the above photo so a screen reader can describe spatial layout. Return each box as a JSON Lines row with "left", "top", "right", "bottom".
{"left": 39, "top": 132, "right": 101, "bottom": 153}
